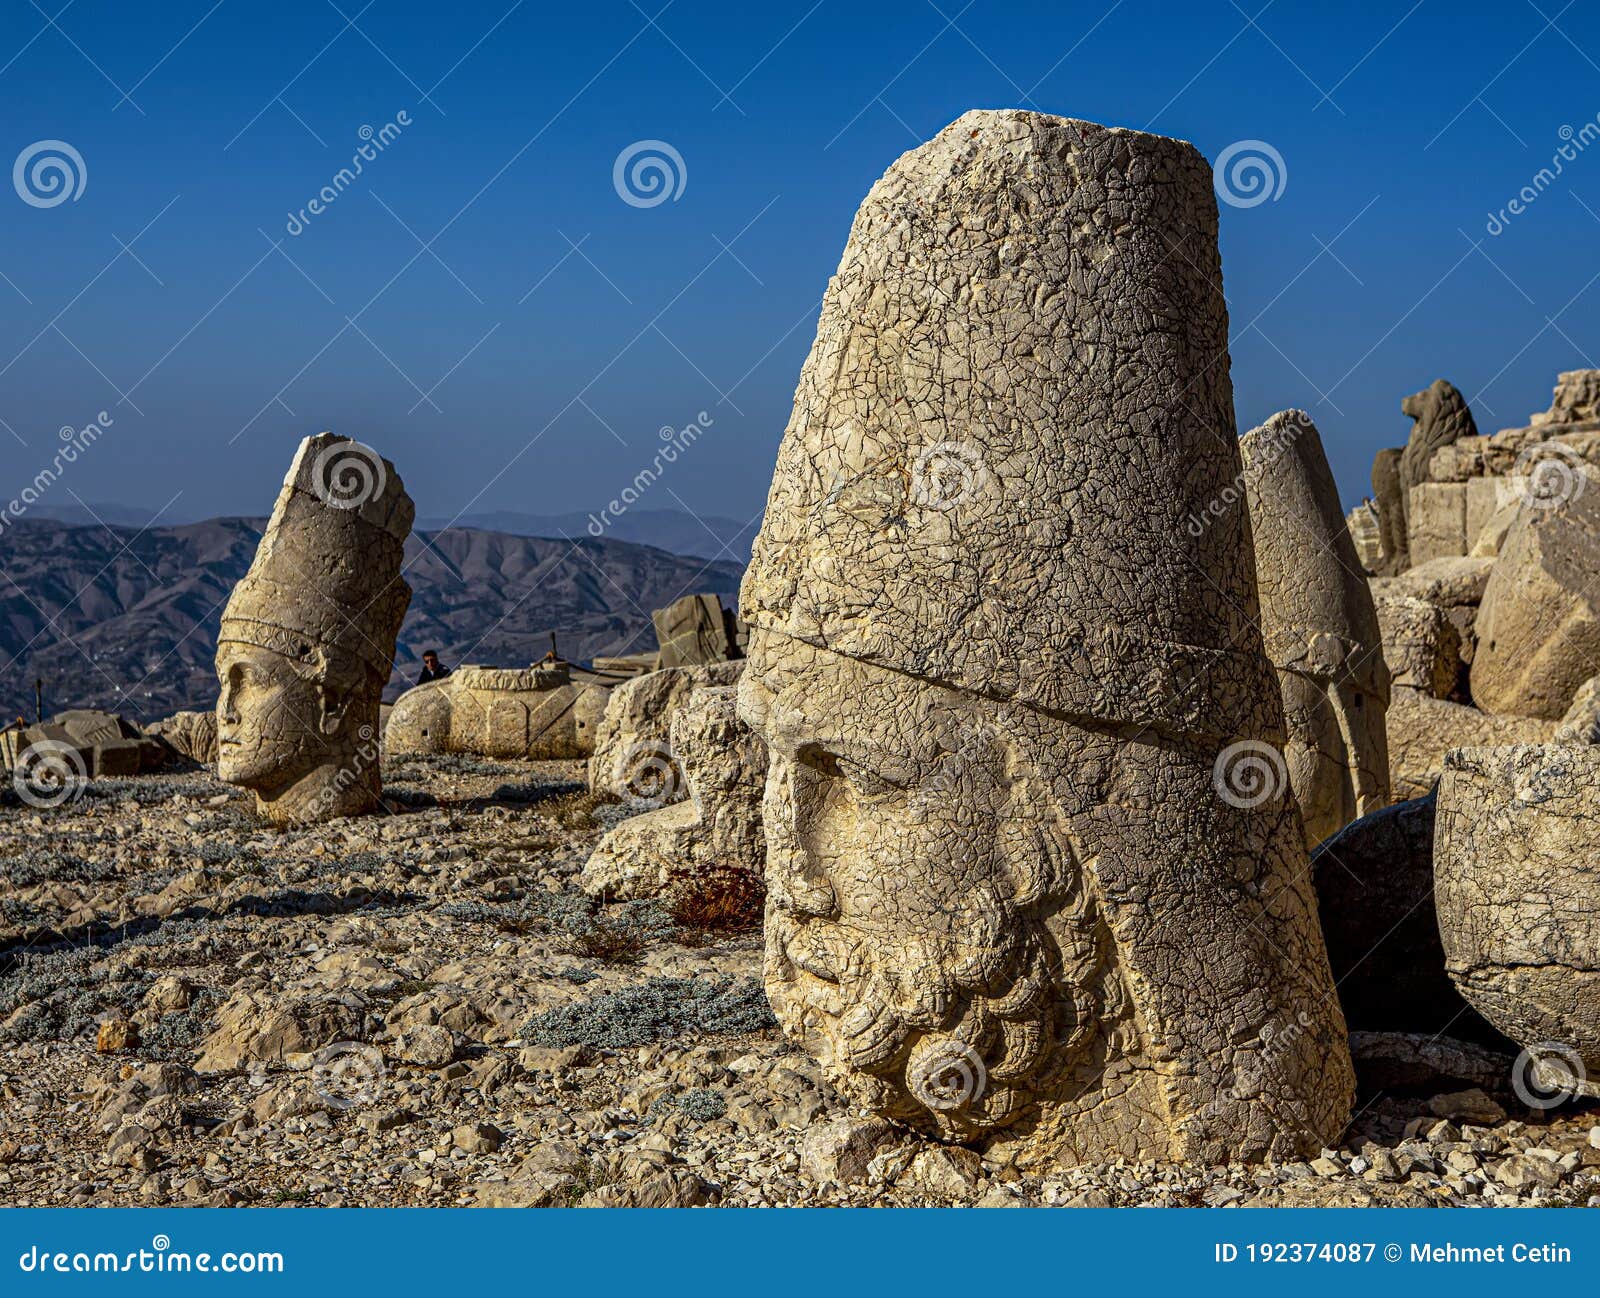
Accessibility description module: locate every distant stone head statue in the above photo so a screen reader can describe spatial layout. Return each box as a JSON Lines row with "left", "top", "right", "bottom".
{"left": 1241, "top": 410, "right": 1391, "bottom": 846}
{"left": 216, "top": 433, "right": 413, "bottom": 827}
{"left": 738, "top": 110, "right": 1353, "bottom": 1169}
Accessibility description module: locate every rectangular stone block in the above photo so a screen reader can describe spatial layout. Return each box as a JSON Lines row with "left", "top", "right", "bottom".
{"left": 1406, "top": 481, "right": 1468, "bottom": 566}
{"left": 653, "top": 594, "right": 734, "bottom": 669}
{"left": 1465, "top": 476, "right": 1526, "bottom": 551}
{"left": 91, "top": 738, "right": 145, "bottom": 777}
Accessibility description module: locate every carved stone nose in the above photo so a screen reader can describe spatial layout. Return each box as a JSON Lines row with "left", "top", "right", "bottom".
{"left": 765, "top": 754, "right": 838, "bottom": 917}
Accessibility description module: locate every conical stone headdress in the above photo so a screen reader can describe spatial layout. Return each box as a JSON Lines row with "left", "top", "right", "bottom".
{"left": 741, "top": 110, "right": 1282, "bottom": 744}
{"left": 1240, "top": 410, "right": 1390, "bottom": 704}
{"left": 219, "top": 432, "right": 414, "bottom": 678}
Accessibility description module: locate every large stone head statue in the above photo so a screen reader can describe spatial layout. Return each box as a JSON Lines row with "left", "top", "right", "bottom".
{"left": 738, "top": 110, "right": 1353, "bottom": 1169}
{"left": 1241, "top": 410, "right": 1391, "bottom": 845}
{"left": 216, "top": 433, "right": 413, "bottom": 826}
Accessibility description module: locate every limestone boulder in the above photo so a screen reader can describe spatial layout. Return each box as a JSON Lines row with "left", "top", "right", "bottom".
{"left": 1346, "top": 501, "right": 1382, "bottom": 573}
{"left": 1386, "top": 691, "right": 1554, "bottom": 801}
{"left": 1465, "top": 475, "right": 1527, "bottom": 553}
{"left": 1372, "top": 555, "right": 1494, "bottom": 611}
{"left": 1435, "top": 745, "right": 1600, "bottom": 1099}
{"left": 653, "top": 593, "right": 739, "bottom": 669}
{"left": 1373, "top": 593, "right": 1461, "bottom": 699}
{"left": 1372, "top": 555, "right": 1493, "bottom": 669}
{"left": 579, "top": 685, "right": 766, "bottom": 908}
{"left": 1310, "top": 794, "right": 1492, "bottom": 1040}
{"left": 1469, "top": 495, "right": 1524, "bottom": 558}
{"left": 1554, "top": 675, "right": 1600, "bottom": 743}
{"left": 1405, "top": 482, "right": 1468, "bottom": 566}
{"left": 2, "top": 710, "right": 172, "bottom": 786}
{"left": 1474, "top": 486, "right": 1600, "bottom": 720}
{"left": 145, "top": 710, "right": 218, "bottom": 765}
{"left": 586, "top": 661, "right": 743, "bottom": 802}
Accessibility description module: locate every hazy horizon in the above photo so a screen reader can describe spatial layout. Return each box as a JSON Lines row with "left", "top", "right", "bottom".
{"left": 3, "top": 0, "right": 1599, "bottom": 527}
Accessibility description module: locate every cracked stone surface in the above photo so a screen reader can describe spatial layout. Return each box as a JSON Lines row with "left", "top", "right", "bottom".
{"left": 215, "top": 433, "right": 413, "bottom": 828}
{"left": 581, "top": 685, "right": 766, "bottom": 905}
{"left": 1435, "top": 744, "right": 1600, "bottom": 1094}
{"left": 736, "top": 109, "right": 1353, "bottom": 1169}
{"left": 1241, "top": 409, "right": 1390, "bottom": 846}
{"left": 1385, "top": 691, "right": 1554, "bottom": 802}
{"left": 1474, "top": 485, "right": 1600, "bottom": 720}
{"left": 586, "top": 663, "right": 744, "bottom": 804}
{"left": 386, "top": 664, "right": 611, "bottom": 761}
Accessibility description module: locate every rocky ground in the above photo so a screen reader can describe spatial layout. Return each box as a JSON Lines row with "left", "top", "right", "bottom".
{"left": 1, "top": 756, "right": 1597, "bottom": 1209}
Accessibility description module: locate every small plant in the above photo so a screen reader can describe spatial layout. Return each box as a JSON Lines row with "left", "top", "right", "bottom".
{"left": 521, "top": 974, "right": 777, "bottom": 1049}
{"left": 664, "top": 866, "right": 764, "bottom": 935}
{"left": 649, "top": 1087, "right": 728, "bottom": 1124}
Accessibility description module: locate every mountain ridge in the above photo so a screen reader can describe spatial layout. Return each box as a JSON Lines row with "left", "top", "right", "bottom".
{"left": 0, "top": 516, "right": 742, "bottom": 722}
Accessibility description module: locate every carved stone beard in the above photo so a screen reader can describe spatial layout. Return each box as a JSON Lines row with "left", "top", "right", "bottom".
{"left": 741, "top": 629, "right": 1354, "bottom": 1168}
{"left": 246, "top": 729, "right": 382, "bottom": 828}
{"left": 764, "top": 787, "right": 1120, "bottom": 1142}
{"left": 745, "top": 634, "right": 1130, "bottom": 1145}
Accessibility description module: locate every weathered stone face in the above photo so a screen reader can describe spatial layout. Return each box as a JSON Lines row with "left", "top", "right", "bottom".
{"left": 737, "top": 111, "right": 1352, "bottom": 1166}
{"left": 1240, "top": 410, "right": 1390, "bottom": 846}
{"left": 216, "top": 643, "right": 337, "bottom": 787}
{"left": 741, "top": 629, "right": 1352, "bottom": 1165}
{"left": 215, "top": 433, "right": 412, "bottom": 826}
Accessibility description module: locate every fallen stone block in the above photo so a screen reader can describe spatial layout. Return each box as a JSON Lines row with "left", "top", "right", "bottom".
{"left": 1474, "top": 486, "right": 1600, "bottom": 719}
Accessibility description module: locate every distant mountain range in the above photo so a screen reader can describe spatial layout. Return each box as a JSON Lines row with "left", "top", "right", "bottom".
{"left": 25, "top": 504, "right": 759, "bottom": 563}
{"left": 0, "top": 517, "right": 743, "bottom": 723}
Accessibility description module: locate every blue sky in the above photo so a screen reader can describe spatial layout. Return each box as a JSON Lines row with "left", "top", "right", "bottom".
{"left": 2, "top": 0, "right": 1600, "bottom": 528}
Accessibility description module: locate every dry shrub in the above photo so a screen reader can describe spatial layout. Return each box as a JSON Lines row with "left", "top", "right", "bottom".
{"left": 664, "top": 866, "right": 764, "bottom": 936}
